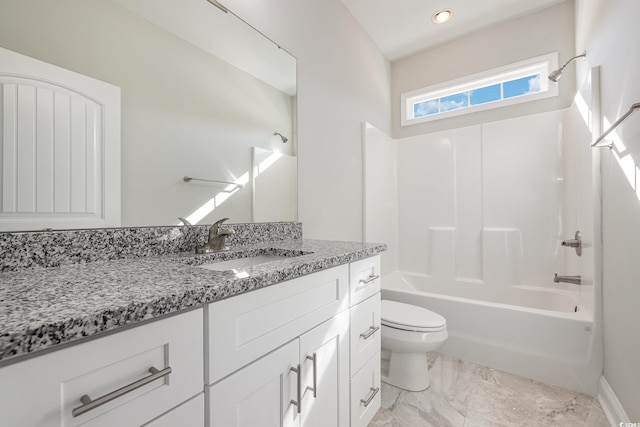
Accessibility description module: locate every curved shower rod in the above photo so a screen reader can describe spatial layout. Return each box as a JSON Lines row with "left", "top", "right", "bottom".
{"left": 592, "top": 102, "right": 640, "bottom": 148}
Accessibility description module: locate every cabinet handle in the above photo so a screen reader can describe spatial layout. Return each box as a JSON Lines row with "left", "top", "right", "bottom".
{"left": 360, "top": 387, "right": 380, "bottom": 407}
{"left": 72, "top": 366, "right": 171, "bottom": 418}
{"left": 306, "top": 353, "right": 317, "bottom": 398}
{"left": 359, "top": 274, "right": 380, "bottom": 284}
{"left": 290, "top": 364, "right": 302, "bottom": 414}
{"left": 360, "top": 325, "right": 380, "bottom": 340}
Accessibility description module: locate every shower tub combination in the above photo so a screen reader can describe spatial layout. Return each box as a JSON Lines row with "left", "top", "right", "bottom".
{"left": 382, "top": 271, "right": 600, "bottom": 394}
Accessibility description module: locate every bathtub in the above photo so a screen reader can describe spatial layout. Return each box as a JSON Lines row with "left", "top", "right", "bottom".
{"left": 381, "top": 271, "right": 600, "bottom": 394}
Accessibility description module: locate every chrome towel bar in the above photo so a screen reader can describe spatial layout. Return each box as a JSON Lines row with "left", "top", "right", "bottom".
{"left": 592, "top": 102, "right": 640, "bottom": 148}
{"left": 183, "top": 176, "right": 241, "bottom": 190}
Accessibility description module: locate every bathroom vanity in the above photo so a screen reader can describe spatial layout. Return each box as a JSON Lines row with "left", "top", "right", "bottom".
{"left": 0, "top": 224, "right": 384, "bottom": 427}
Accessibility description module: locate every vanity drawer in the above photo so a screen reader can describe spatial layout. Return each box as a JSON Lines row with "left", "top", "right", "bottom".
{"left": 207, "top": 264, "right": 349, "bottom": 384}
{"left": 350, "top": 293, "right": 381, "bottom": 374}
{"left": 0, "top": 309, "right": 203, "bottom": 427}
{"left": 349, "top": 256, "right": 381, "bottom": 306}
{"left": 350, "top": 351, "right": 381, "bottom": 427}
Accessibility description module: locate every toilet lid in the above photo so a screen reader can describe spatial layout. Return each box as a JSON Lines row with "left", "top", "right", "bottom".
{"left": 381, "top": 300, "right": 446, "bottom": 332}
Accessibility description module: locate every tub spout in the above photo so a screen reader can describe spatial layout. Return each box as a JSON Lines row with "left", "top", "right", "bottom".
{"left": 554, "top": 274, "right": 581, "bottom": 285}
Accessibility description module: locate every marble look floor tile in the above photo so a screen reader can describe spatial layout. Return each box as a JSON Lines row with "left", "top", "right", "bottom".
{"left": 369, "top": 353, "right": 610, "bottom": 427}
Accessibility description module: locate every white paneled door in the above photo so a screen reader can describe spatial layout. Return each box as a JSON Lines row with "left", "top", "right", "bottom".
{"left": 0, "top": 46, "right": 120, "bottom": 231}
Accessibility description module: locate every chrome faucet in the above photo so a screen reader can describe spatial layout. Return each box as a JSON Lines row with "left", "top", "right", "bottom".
{"left": 196, "top": 218, "right": 235, "bottom": 254}
{"left": 554, "top": 274, "right": 582, "bottom": 285}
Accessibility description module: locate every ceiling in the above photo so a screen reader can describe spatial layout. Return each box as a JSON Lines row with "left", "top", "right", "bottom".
{"left": 339, "top": 0, "right": 567, "bottom": 61}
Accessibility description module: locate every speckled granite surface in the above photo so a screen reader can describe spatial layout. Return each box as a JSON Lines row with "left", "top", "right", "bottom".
{"left": 0, "top": 222, "right": 302, "bottom": 272}
{"left": 0, "top": 238, "right": 385, "bottom": 365}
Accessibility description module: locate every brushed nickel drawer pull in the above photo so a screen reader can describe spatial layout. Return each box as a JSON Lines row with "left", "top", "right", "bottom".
{"left": 306, "top": 353, "right": 317, "bottom": 398}
{"left": 360, "top": 387, "right": 380, "bottom": 407}
{"left": 290, "top": 364, "right": 302, "bottom": 414}
{"left": 360, "top": 326, "right": 380, "bottom": 340}
{"left": 359, "top": 275, "right": 380, "bottom": 284}
{"left": 72, "top": 366, "right": 171, "bottom": 418}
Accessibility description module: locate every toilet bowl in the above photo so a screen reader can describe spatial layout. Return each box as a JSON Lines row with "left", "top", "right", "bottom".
{"left": 380, "top": 300, "right": 448, "bottom": 391}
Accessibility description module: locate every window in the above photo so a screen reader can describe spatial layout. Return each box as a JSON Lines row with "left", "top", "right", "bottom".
{"left": 401, "top": 53, "right": 558, "bottom": 126}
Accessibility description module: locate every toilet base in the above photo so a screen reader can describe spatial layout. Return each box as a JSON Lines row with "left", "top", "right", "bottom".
{"left": 381, "top": 351, "right": 430, "bottom": 392}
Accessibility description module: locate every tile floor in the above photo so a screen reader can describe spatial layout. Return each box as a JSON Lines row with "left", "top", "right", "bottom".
{"left": 369, "top": 353, "right": 610, "bottom": 427}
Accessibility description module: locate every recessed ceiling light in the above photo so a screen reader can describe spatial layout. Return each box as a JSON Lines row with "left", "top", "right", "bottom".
{"left": 432, "top": 9, "right": 453, "bottom": 24}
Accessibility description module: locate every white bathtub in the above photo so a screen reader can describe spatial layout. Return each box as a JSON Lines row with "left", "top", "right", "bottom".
{"left": 381, "top": 271, "right": 600, "bottom": 394}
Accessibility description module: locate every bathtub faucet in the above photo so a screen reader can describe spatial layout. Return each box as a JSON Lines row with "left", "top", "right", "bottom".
{"left": 554, "top": 274, "right": 582, "bottom": 285}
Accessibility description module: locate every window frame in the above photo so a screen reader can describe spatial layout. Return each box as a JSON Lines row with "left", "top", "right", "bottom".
{"left": 401, "top": 52, "right": 559, "bottom": 126}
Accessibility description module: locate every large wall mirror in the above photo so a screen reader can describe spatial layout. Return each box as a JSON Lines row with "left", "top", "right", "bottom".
{"left": 0, "top": 0, "right": 297, "bottom": 232}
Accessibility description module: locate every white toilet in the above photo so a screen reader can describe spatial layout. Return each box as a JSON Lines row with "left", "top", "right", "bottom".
{"left": 380, "top": 300, "right": 448, "bottom": 391}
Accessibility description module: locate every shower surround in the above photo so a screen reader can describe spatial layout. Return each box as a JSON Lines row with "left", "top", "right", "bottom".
{"left": 364, "top": 104, "right": 601, "bottom": 394}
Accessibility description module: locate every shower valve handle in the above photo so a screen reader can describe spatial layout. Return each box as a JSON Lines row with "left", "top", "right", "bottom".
{"left": 561, "top": 239, "right": 580, "bottom": 248}
{"left": 561, "top": 231, "right": 582, "bottom": 257}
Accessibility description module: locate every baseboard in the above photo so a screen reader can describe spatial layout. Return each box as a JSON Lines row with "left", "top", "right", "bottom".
{"left": 598, "top": 376, "right": 630, "bottom": 426}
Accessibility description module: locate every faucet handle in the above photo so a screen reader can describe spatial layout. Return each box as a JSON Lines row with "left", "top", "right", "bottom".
{"left": 211, "top": 217, "right": 229, "bottom": 234}
{"left": 213, "top": 217, "right": 229, "bottom": 227}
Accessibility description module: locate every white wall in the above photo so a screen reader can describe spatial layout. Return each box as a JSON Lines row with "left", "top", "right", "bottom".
{"left": 391, "top": 0, "right": 576, "bottom": 139}
{"left": 363, "top": 124, "right": 398, "bottom": 276}
{"left": 252, "top": 148, "right": 297, "bottom": 222}
{"left": 576, "top": 0, "right": 640, "bottom": 421}
{"left": 222, "top": 0, "right": 391, "bottom": 242}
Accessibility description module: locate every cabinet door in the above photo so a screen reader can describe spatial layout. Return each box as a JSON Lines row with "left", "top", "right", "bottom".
{"left": 208, "top": 340, "right": 299, "bottom": 427}
{"left": 298, "top": 311, "right": 350, "bottom": 427}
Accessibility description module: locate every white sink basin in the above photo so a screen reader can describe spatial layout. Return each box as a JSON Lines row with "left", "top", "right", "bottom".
{"left": 197, "top": 254, "right": 292, "bottom": 272}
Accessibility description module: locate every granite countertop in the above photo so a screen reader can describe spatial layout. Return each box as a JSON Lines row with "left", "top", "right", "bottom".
{"left": 0, "top": 238, "right": 386, "bottom": 365}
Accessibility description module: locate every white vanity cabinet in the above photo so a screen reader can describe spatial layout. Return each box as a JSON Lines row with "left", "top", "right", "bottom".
{"left": 348, "top": 256, "right": 382, "bottom": 427}
{"left": 0, "top": 308, "right": 204, "bottom": 427}
{"left": 209, "top": 311, "right": 349, "bottom": 427}
{"left": 206, "top": 264, "right": 351, "bottom": 427}
{"left": 206, "top": 255, "right": 382, "bottom": 427}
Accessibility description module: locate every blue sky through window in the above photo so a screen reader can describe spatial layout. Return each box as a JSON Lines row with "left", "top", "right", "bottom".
{"left": 470, "top": 84, "right": 501, "bottom": 105}
{"left": 412, "top": 74, "right": 542, "bottom": 119}
{"left": 414, "top": 99, "right": 439, "bottom": 118}
{"left": 440, "top": 93, "right": 468, "bottom": 112}
{"left": 403, "top": 53, "right": 556, "bottom": 125}
{"left": 503, "top": 74, "right": 540, "bottom": 99}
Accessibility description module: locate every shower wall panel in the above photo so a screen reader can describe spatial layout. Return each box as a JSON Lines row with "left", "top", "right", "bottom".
{"left": 396, "top": 110, "right": 566, "bottom": 287}
{"left": 482, "top": 110, "right": 565, "bottom": 286}
{"left": 397, "top": 130, "right": 455, "bottom": 276}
